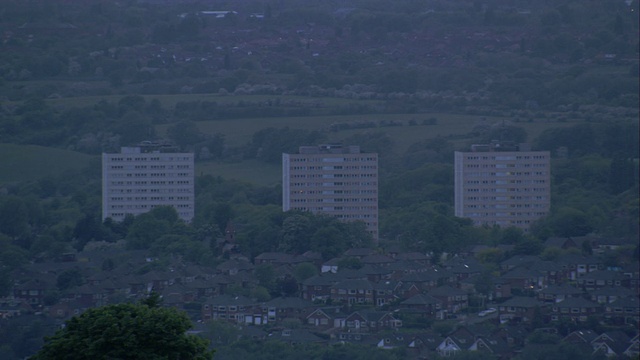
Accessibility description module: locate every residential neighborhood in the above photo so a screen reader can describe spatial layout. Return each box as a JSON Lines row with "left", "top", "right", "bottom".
{"left": 2, "top": 234, "right": 638, "bottom": 359}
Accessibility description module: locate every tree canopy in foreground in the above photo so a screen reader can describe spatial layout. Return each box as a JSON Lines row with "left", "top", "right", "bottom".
{"left": 30, "top": 296, "right": 213, "bottom": 360}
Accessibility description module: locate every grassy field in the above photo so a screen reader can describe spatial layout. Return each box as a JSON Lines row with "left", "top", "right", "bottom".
{"left": 45, "top": 92, "right": 577, "bottom": 154}
{"left": 0, "top": 144, "right": 97, "bottom": 185}
{"left": 6, "top": 91, "right": 582, "bottom": 187}
{"left": 47, "top": 93, "right": 383, "bottom": 111}
{"left": 0, "top": 142, "right": 278, "bottom": 187}
{"left": 196, "top": 159, "right": 281, "bottom": 187}
{"left": 179, "top": 112, "right": 575, "bottom": 153}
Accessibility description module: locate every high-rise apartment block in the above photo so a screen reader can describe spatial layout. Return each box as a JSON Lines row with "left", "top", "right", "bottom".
{"left": 454, "top": 142, "right": 550, "bottom": 230}
{"left": 102, "top": 143, "right": 195, "bottom": 222}
{"left": 282, "top": 145, "right": 378, "bottom": 240}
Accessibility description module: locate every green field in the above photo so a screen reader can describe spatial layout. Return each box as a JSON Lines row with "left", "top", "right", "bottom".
{"left": 0, "top": 144, "right": 97, "bottom": 185}
{"left": 4, "top": 92, "right": 581, "bottom": 187}
{"left": 47, "top": 93, "right": 383, "bottom": 111}
{"left": 179, "top": 112, "right": 575, "bottom": 153}
{"left": 196, "top": 159, "right": 281, "bottom": 187}
{"left": 45, "top": 92, "right": 577, "bottom": 154}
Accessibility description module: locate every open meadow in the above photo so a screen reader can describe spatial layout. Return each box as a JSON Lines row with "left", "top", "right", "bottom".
{"left": 0, "top": 144, "right": 96, "bottom": 185}
{"left": 4, "top": 91, "right": 583, "bottom": 187}
{"left": 159, "top": 110, "right": 577, "bottom": 153}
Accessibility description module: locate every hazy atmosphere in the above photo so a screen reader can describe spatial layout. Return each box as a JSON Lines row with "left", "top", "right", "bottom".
{"left": 0, "top": 0, "right": 638, "bottom": 359}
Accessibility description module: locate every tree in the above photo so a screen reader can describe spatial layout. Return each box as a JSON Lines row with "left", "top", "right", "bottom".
{"left": 56, "top": 268, "right": 84, "bottom": 291}
{"left": 549, "top": 207, "right": 593, "bottom": 237}
{"left": 0, "top": 196, "right": 30, "bottom": 239}
{"left": 73, "top": 214, "right": 105, "bottom": 251}
{"left": 609, "top": 155, "right": 636, "bottom": 194}
{"left": 254, "top": 264, "right": 276, "bottom": 294}
{"left": 167, "top": 120, "right": 203, "bottom": 149}
{"left": 30, "top": 297, "right": 213, "bottom": 360}
{"left": 293, "top": 262, "right": 318, "bottom": 282}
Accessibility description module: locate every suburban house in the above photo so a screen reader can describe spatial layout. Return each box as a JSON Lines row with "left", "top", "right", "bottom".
{"left": 330, "top": 279, "right": 375, "bottom": 305}
{"left": 576, "top": 270, "right": 628, "bottom": 290}
{"left": 551, "top": 298, "right": 602, "bottom": 322}
{"left": 263, "top": 296, "right": 315, "bottom": 323}
{"left": 305, "top": 307, "right": 346, "bottom": 330}
{"left": 538, "top": 284, "right": 584, "bottom": 303}
{"left": 201, "top": 295, "right": 262, "bottom": 324}
{"left": 428, "top": 285, "right": 469, "bottom": 314}
{"left": 498, "top": 296, "right": 545, "bottom": 324}
{"left": 604, "top": 297, "right": 640, "bottom": 325}
{"left": 344, "top": 310, "right": 402, "bottom": 333}
{"left": 400, "top": 293, "right": 443, "bottom": 319}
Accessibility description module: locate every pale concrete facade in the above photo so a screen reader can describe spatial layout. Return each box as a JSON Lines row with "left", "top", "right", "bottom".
{"left": 283, "top": 145, "right": 378, "bottom": 240}
{"left": 454, "top": 142, "right": 550, "bottom": 230}
{"left": 102, "top": 144, "right": 194, "bottom": 222}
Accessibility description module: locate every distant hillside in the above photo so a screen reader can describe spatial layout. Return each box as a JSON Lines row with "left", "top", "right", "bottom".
{"left": 0, "top": 144, "right": 97, "bottom": 185}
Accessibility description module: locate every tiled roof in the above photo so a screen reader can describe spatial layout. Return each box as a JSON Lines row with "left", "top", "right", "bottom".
{"left": 429, "top": 285, "right": 466, "bottom": 297}
{"left": 401, "top": 293, "right": 441, "bottom": 306}
{"left": 539, "top": 284, "right": 584, "bottom": 295}
{"left": 555, "top": 297, "right": 600, "bottom": 309}
{"left": 264, "top": 296, "right": 315, "bottom": 309}
{"left": 500, "top": 255, "right": 539, "bottom": 268}
{"left": 331, "top": 279, "right": 374, "bottom": 290}
{"left": 500, "top": 296, "right": 543, "bottom": 308}
{"left": 501, "top": 266, "right": 543, "bottom": 279}
{"left": 556, "top": 254, "right": 601, "bottom": 265}
{"left": 204, "top": 294, "right": 257, "bottom": 306}
{"left": 607, "top": 296, "right": 640, "bottom": 309}
{"left": 361, "top": 254, "right": 395, "bottom": 264}
{"left": 589, "top": 286, "right": 634, "bottom": 297}
{"left": 303, "top": 273, "right": 341, "bottom": 286}
{"left": 344, "top": 248, "right": 376, "bottom": 257}
{"left": 579, "top": 270, "right": 625, "bottom": 281}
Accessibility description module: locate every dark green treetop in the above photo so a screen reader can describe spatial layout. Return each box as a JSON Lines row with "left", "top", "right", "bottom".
{"left": 30, "top": 295, "right": 213, "bottom": 360}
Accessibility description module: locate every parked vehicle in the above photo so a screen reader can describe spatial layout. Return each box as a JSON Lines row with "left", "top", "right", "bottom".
{"left": 478, "top": 308, "right": 497, "bottom": 317}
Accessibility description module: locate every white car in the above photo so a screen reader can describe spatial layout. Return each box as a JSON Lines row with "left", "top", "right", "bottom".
{"left": 478, "top": 308, "right": 497, "bottom": 317}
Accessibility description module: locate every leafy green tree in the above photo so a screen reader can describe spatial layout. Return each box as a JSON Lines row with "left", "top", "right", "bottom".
{"left": 540, "top": 247, "right": 563, "bottom": 261}
{"left": 476, "top": 248, "right": 504, "bottom": 265}
{"left": 513, "top": 237, "right": 543, "bottom": 256}
{"left": 277, "top": 275, "right": 299, "bottom": 297}
{"left": 56, "top": 268, "right": 84, "bottom": 291}
{"left": 337, "top": 256, "right": 363, "bottom": 270}
{"left": 279, "top": 214, "right": 311, "bottom": 254}
{"left": 254, "top": 264, "right": 276, "bottom": 294}
{"left": 73, "top": 214, "right": 105, "bottom": 251}
{"left": 516, "top": 341, "right": 597, "bottom": 360}
{"left": 150, "top": 234, "right": 214, "bottom": 265}
{"left": 116, "top": 111, "right": 154, "bottom": 146}
{"left": 549, "top": 207, "right": 594, "bottom": 237}
{"left": 481, "top": 124, "right": 528, "bottom": 144}
{"left": 343, "top": 131, "right": 395, "bottom": 158}
{"left": 250, "top": 286, "right": 271, "bottom": 302}
{"left": 167, "top": 120, "right": 203, "bottom": 149}
{"left": 0, "top": 196, "right": 30, "bottom": 239}
{"left": 473, "top": 271, "right": 495, "bottom": 299}
{"left": 500, "top": 226, "right": 526, "bottom": 245}
{"left": 30, "top": 297, "right": 213, "bottom": 360}
{"left": 534, "top": 124, "right": 596, "bottom": 157}
{"left": 126, "top": 206, "right": 183, "bottom": 250}
{"left": 206, "top": 321, "right": 239, "bottom": 346}
{"left": 293, "top": 262, "right": 318, "bottom": 282}
{"left": 244, "top": 127, "right": 327, "bottom": 163}
{"left": 609, "top": 155, "right": 636, "bottom": 194}
{"left": 126, "top": 213, "right": 170, "bottom": 250}
{"left": 0, "top": 236, "right": 29, "bottom": 269}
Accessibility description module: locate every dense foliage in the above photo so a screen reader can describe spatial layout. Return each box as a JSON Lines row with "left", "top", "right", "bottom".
{"left": 30, "top": 295, "right": 213, "bottom": 360}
